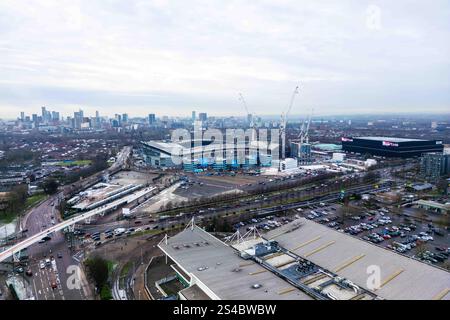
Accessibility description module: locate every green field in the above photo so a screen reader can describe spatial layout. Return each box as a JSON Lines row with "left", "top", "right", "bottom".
{"left": 25, "top": 193, "right": 48, "bottom": 208}
{"left": 0, "top": 211, "right": 17, "bottom": 224}
{"left": 55, "top": 160, "right": 92, "bottom": 167}
{"left": 0, "top": 193, "right": 47, "bottom": 223}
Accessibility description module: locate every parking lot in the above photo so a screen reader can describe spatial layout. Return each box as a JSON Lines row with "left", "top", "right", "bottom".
{"left": 232, "top": 202, "right": 450, "bottom": 269}
{"left": 300, "top": 204, "right": 449, "bottom": 268}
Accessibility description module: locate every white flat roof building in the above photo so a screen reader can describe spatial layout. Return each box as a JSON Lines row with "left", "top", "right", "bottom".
{"left": 158, "top": 226, "right": 313, "bottom": 300}
{"left": 265, "top": 218, "right": 450, "bottom": 300}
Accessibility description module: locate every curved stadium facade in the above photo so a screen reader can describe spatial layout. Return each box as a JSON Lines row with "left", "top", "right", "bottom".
{"left": 341, "top": 136, "right": 443, "bottom": 158}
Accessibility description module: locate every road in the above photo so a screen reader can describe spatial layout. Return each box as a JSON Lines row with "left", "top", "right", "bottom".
{"left": 0, "top": 185, "right": 157, "bottom": 263}
{"left": 0, "top": 146, "right": 133, "bottom": 300}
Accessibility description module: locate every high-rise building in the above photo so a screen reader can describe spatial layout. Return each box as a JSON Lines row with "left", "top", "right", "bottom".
{"left": 148, "top": 113, "right": 156, "bottom": 125}
{"left": 95, "top": 111, "right": 100, "bottom": 128}
{"left": 199, "top": 112, "right": 207, "bottom": 122}
{"left": 247, "top": 113, "right": 253, "bottom": 126}
{"left": 20, "top": 112, "right": 25, "bottom": 121}
{"left": 41, "top": 106, "right": 46, "bottom": 118}
{"left": 192, "top": 111, "right": 196, "bottom": 121}
{"left": 290, "top": 141, "right": 311, "bottom": 164}
{"left": 122, "top": 113, "right": 128, "bottom": 124}
{"left": 51, "top": 111, "right": 60, "bottom": 121}
{"left": 74, "top": 109, "right": 84, "bottom": 129}
{"left": 420, "top": 153, "right": 450, "bottom": 182}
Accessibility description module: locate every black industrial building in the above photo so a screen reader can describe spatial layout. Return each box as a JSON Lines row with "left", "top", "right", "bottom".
{"left": 341, "top": 136, "right": 444, "bottom": 158}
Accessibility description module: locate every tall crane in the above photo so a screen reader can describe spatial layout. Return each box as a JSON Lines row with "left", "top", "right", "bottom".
{"left": 238, "top": 93, "right": 257, "bottom": 142}
{"left": 280, "top": 85, "right": 300, "bottom": 161}
{"left": 298, "top": 108, "right": 313, "bottom": 144}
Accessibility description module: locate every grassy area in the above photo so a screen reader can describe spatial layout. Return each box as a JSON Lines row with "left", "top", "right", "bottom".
{"left": 25, "top": 193, "right": 47, "bottom": 208}
{"left": 128, "top": 229, "right": 162, "bottom": 238}
{"left": 106, "top": 260, "right": 117, "bottom": 275}
{"left": 0, "top": 211, "right": 18, "bottom": 224}
{"left": 100, "top": 285, "right": 113, "bottom": 300}
{"left": 0, "top": 193, "right": 48, "bottom": 223}
{"left": 120, "top": 261, "right": 132, "bottom": 278}
{"left": 55, "top": 159, "right": 92, "bottom": 167}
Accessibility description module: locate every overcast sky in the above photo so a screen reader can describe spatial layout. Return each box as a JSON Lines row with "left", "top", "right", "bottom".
{"left": 0, "top": 0, "right": 449, "bottom": 119}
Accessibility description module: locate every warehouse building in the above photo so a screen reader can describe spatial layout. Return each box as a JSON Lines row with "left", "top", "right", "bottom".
{"left": 157, "top": 225, "right": 313, "bottom": 300}
{"left": 158, "top": 219, "right": 450, "bottom": 300}
{"left": 265, "top": 218, "right": 450, "bottom": 300}
{"left": 341, "top": 136, "right": 443, "bottom": 158}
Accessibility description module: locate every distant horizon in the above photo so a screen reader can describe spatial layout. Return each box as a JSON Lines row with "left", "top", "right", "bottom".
{"left": 1, "top": 107, "right": 449, "bottom": 122}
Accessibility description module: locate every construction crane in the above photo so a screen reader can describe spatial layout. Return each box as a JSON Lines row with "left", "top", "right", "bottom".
{"left": 238, "top": 93, "right": 253, "bottom": 127}
{"left": 298, "top": 108, "right": 313, "bottom": 144}
{"left": 238, "top": 92, "right": 257, "bottom": 142}
{"left": 280, "top": 85, "right": 300, "bottom": 161}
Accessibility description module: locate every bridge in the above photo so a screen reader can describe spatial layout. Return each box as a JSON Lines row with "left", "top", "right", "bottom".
{"left": 0, "top": 185, "right": 156, "bottom": 263}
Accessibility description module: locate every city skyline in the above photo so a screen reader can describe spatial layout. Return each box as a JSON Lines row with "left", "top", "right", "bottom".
{"left": 0, "top": 1, "right": 449, "bottom": 118}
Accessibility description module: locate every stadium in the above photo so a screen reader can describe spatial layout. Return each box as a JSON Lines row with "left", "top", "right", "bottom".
{"left": 341, "top": 136, "right": 443, "bottom": 158}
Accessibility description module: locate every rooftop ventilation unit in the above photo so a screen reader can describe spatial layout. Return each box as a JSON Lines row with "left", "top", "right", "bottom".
{"left": 251, "top": 283, "right": 262, "bottom": 289}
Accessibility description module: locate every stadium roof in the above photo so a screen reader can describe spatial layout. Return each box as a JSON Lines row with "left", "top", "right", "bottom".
{"left": 142, "top": 140, "right": 279, "bottom": 155}
{"left": 158, "top": 226, "right": 313, "bottom": 300}
{"left": 265, "top": 218, "right": 450, "bottom": 300}
{"left": 355, "top": 136, "right": 426, "bottom": 142}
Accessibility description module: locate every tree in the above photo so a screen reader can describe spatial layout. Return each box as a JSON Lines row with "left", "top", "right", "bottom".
{"left": 1, "top": 184, "right": 28, "bottom": 218}
{"left": 42, "top": 178, "right": 59, "bottom": 194}
{"left": 363, "top": 171, "right": 380, "bottom": 183}
{"left": 436, "top": 214, "right": 450, "bottom": 229}
{"left": 436, "top": 178, "right": 448, "bottom": 195}
{"left": 85, "top": 256, "right": 109, "bottom": 290}
{"left": 339, "top": 197, "right": 360, "bottom": 223}
{"left": 416, "top": 241, "right": 427, "bottom": 256}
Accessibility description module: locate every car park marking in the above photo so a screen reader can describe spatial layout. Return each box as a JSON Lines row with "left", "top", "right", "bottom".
{"left": 278, "top": 287, "right": 296, "bottom": 295}
{"left": 290, "top": 236, "right": 322, "bottom": 251}
{"left": 267, "top": 230, "right": 289, "bottom": 240}
{"left": 32, "top": 278, "right": 38, "bottom": 298}
{"left": 263, "top": 252, "right": 284, "bottom": 261}
{"left": 378, "top": 268, "right": 404, "bottom": 289}
{"left": 238, "top": 262, "right": 255, "bottom": 267}
{"left": 303, "top": 241, "right": 336, "bottom": 258}
{"left": 333, "top": 254, "right": 366, "bottom": 273}
{"left": 303, "top": 273, "right": 328, "bottom": 286}
{"left": 349, "top": 293, "right": 366, "bottom": 300}
{"left": 432, "top": 288, "right": 450, "bottom": 300}
{"left": 249, "top": 269, "right": 268, "bottom": 275}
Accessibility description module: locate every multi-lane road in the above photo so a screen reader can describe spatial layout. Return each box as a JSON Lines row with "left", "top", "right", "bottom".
{"left": 0, "top": 146, "right": 133, "bottom": 299}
